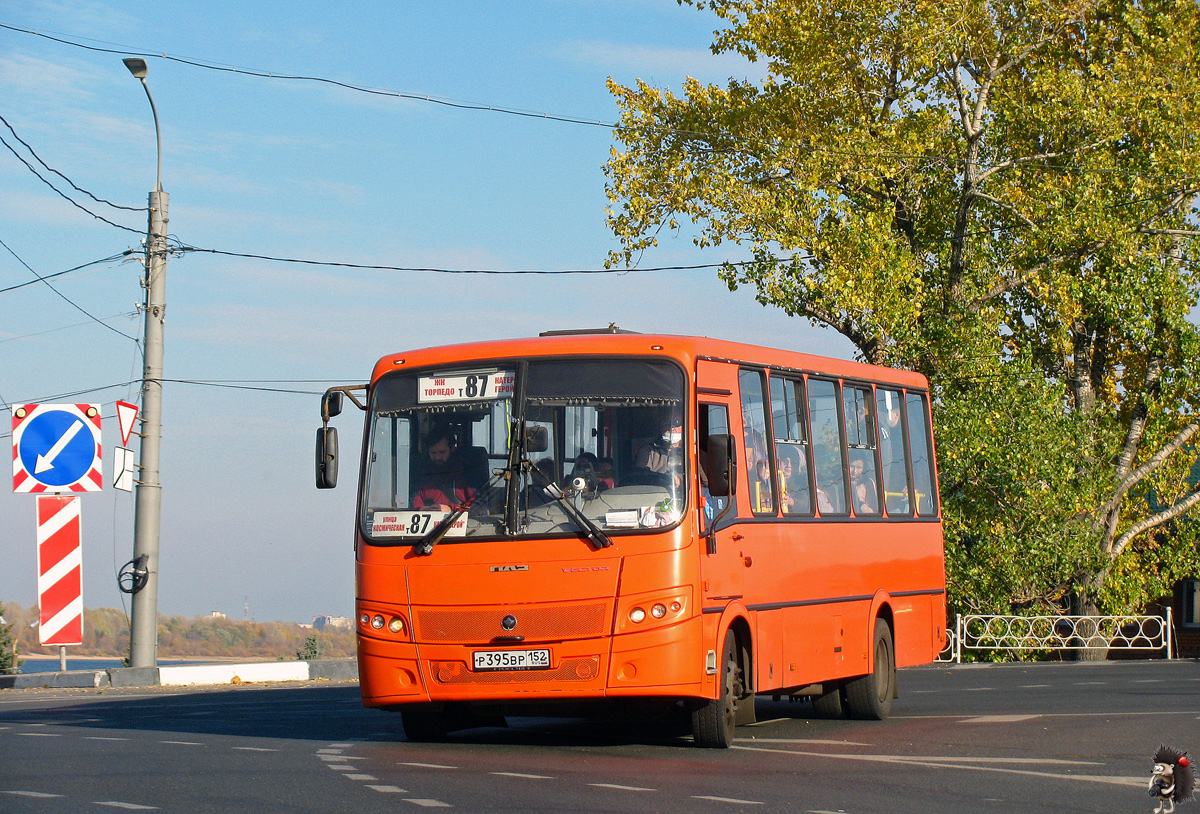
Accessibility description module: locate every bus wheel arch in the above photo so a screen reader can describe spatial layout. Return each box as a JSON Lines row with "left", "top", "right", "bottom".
{"left": 692, "top": 617, "right": 754, "bottom": 747}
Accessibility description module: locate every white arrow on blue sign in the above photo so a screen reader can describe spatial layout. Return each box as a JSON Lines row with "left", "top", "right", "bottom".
{"left": 12, "top": 404, "right": 103, "bottom": 493}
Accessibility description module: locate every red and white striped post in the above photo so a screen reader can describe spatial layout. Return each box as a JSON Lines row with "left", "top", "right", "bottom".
{"left": 36, "top": 495, "right": 84, "bottom": 670}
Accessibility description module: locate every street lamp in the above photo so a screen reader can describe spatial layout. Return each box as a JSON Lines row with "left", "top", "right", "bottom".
{"left": 124, "top": 56, "right": 169, "bottom": 669}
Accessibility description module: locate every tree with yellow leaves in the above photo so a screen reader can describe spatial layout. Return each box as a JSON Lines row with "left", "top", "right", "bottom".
{"left": 606, "top": 0, "right": 1200, "bottom": 627}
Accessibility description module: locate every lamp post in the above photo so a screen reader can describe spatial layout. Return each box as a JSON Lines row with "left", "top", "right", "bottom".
{"left": 123, "top": 57, "right": 168, "bottom": 669}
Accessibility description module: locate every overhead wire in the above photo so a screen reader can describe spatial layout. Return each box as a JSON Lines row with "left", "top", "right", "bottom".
{"left": 0, "top": 113, "right": 146, "bottom": 212}
{"left": 171, "top": 242, "right": 810, "bottom": 274}
{"left": 2, "top": 22, "right": 1197, "bottom": 186}
{"left": 0, "top": 251, "right": 135, "bottom": 294}
{"left": 0, "top": 237, "right": 139, "bottom": 342}
{"left": 0, "top": 127, "right": 143, "bottom": 235}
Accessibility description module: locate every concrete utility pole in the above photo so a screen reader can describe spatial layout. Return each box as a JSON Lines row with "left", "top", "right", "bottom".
{"left": 124, "top": 57, "right": 168, "bottom": 669}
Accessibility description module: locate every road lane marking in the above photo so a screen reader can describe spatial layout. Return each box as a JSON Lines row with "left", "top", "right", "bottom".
{"left": 86, "top": 737, "right": 130, "bottom": 741}
{"left": 159, "top": 741, "right": 203, "bottom": 746}
{"left": 1074, "top": 681, "right": 1107, "bottom": 685}
{"left": 491, "top": 771, "right": 553, "bottom": 779}
{"left": 326, "top": 764, "right": 355, "bottom": 771}
{"left": 589, "top": 783, "right": 655, "bottom": 792}
{"left": 960, "top": 715, "right": 1041, "bottom": 723}
{"left": 18, "top": 732, "right": 61, "bottom": 737}
{"left": 3, "top": 791, "right": 63, "bottom": 798}
{"left": 344, "top": 774, "right": 377, "bottom": 781}
{"left": 368, "top": 786, "right": 407, "bottom": 793}
{"left": 1019, "top": 684, "right": 1051, "bottom": 688}
{"left": 319, "top": 755, "right": 367, "bottom": 761}
{"left": 96, "top": 803, "right": 157, "bottom": 810}
{"left": 399, "top": 762, "right": 458, "bottom": 769}
{"left": 317, "top": 748, "right": 343, "bottom": 754}
{"left": 404, "top": 799, "right": 451, "bottom": 807}
{"left": 233, "top": 747, "right": 277, "bottom": 752}
{"left": 328, "top": 742, "right": 355, "bottom": 747}
{"left": 732, "top": 745, "right": 1141, "bottom": 787}
{"left": 693, "top": 795, "right": 764, "bottom": 805}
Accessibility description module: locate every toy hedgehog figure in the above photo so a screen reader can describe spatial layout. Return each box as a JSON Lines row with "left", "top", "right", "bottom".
{"left": 1149, "top": 745, "right": 1194, "bottom": 814}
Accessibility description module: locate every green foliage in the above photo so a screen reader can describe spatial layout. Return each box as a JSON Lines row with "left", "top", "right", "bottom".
{"left": 607, "top": 0, "right": 1200, "bottom": 615}
{"left": 0, "top": 604, "right": 18, "bottom": 674}
{"left": 296, "top": 635, "right": 325, "bottom": 661}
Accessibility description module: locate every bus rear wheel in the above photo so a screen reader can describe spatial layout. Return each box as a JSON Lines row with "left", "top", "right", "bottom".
{"left": 845, "top": 618, "right": 895, "bottom": 720}
{"left": 691, "top": 631, "right": 746, "bottom": 748}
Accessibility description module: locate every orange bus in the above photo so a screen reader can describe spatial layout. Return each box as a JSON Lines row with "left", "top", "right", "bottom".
{"left": 315, "top": 330, "right": 946, "bottom": 747}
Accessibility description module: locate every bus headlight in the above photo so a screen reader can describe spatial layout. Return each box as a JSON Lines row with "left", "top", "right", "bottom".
{"left": 371, "top": 614, "right": 385, "bottom": 630}
{"left": 629, "top": 607, "right": 647, "bottom": 624}
{"left": 388, "top": 617, "right": 405, "bottom": 634}
{"left": 651, "top": 603, "right": 667, "bottom": 619}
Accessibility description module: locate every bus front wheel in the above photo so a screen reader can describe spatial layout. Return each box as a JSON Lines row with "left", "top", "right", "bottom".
{"left": 845, "top": 618, "right": 895, "bottom": 720}
{"left": 691, "top": 631, "right": 746, "bottom": 748}
{"left": 400, "top": 705, "right": 449, "bottom": 742}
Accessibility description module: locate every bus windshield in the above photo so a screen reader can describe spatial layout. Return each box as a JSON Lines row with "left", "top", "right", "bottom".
{"left": 361, "top": 358, "right": 686, "bottom": 545}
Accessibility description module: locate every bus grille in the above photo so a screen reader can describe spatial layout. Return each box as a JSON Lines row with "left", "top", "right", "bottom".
{"left": 415, "top": 603, "right": 609, "bottom": 643}
{"left": 430, "top": 657, "right": 599, "bottom": 684}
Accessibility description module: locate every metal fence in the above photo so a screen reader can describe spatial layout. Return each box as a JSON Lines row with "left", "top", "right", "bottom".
{"left": 938, "top": 610, "right": 1174, "bottom": 663}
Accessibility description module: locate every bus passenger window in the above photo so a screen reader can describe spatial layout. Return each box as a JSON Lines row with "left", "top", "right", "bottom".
{"left": 875, "top": 388, "right": 911, "bottom": 515}
{"left": 807, "top": 379, "right": 847, "bottom": 514}
{"left": 905, "top": 392, "right": 939, "bottom": 516}
{"left": 843, "top": 386, "right": 880, "bottom": 516}
{"left": 770, "top": 375, "right": 813, "bottom": 516}
{"left": 739, "top": 369, "right": 774, "bottom": 514}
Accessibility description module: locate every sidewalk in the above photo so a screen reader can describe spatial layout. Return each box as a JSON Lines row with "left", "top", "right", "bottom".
{"left": 0, "top": 658, "right": 357, "bottom": 690}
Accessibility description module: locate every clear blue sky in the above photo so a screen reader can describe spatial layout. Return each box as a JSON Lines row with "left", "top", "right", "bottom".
{"left": 0, "top": 1, "right": 853, "bottom": 624}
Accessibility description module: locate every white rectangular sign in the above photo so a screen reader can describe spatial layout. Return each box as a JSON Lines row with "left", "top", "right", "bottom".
{"left": 371, "top": 510, "right": 467, "bottom": 538}
{"left": 113, "top": 447, "right": 135, "bottom": 492}
{"left": 418, "top": 370, "right": 515, "bottom": 403}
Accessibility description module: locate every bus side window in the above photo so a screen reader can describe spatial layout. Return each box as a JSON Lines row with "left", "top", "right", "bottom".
{"left": 875, "top": 388, "right": 912, "bottom": 515}
{"left": 807, "top": 379, "right": 847, "bottom": 515}
{"left": 739, "top": 369, "right": 775, "bottom": 514}
{"left": 905, "top": 392, "right": 939, "bottom": 516}
{"left": 843, "top": 385, "right": 880, "bottom": 516}
{"left": 770, "top": 375, "right": 813, "bottom": 516}
{"left": 699, "top": 403, "right": 736, "bottom": 527}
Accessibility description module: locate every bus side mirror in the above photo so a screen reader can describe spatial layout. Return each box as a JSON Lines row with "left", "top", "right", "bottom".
{"left": 316, "top": 426, "right": 338, "bottom": 489}
{"left": 322, "top": 390, "right": 344, "bottom": 420}
{"left": 706, "top": 434, "right": 737, "bottom": 497}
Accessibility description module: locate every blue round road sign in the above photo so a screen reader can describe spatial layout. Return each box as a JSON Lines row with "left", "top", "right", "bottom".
{"left": 17, "top": 409, "right": 99, "bottom": 489}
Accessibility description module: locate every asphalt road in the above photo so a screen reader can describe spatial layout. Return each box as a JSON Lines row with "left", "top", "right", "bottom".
{"left": 1, "top": 659, "right": 1196, "bottom": 813}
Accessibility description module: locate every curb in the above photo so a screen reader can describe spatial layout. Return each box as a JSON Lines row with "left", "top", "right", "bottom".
{"left": 0, "top": 658, "right": 357, "bottom": 690}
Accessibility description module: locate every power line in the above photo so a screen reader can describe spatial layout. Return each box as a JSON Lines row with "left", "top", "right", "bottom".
{"left": 0, "top": 311, "right": 136, "bottom": 344}
{"left": 0, "top": 237, "right": 139, "bottom": 342}
{"left": 3, "top": 22, "right": 1197, "bottom": 186}
{"left": 0, "top": 128, "right": 143, "bottom": 235}
{"left": 171, "top": 242, "right": 787, "bottom": 274}
{"left": 0, "top": 113, "right": 146, "bottom": 212}
{"left": 0, "top": 251, "right": 134, "bottom": 294}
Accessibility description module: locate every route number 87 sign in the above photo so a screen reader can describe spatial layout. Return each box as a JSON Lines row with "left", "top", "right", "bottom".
{"left": 12, "top": 404, "right": 103, "bottom": 493}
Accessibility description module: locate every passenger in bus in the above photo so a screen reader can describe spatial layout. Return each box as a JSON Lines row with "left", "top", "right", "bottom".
{"left": 412, "top": 430, "right": 475, "bottom": 511}
{"left": 776, "top": 445, "right": 811, "bottom": 513}
{"left": 744, "top": 429, "right": 773, "bottom": 512}
{"left": 849, "top": 456, "right": 878, "bottom": 515}
{"left": 632, "top": 416, "right": 684, "bottom": 488}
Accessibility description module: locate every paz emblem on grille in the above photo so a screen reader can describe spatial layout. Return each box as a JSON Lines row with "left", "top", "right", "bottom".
{"left": 501, "top": 615, "right": 518, "bottom": 631}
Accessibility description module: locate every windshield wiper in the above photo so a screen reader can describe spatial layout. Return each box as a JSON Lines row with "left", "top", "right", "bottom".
{"left": 524, "top": 458, "right": 612, "bottom": 550}
{"left": 413, "top": 467, "right": 505, "bottom": 556}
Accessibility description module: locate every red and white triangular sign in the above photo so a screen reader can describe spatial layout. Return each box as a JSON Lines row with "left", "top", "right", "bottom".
{"left": 116, "top": 400, "right": 139, "bottom": 447}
